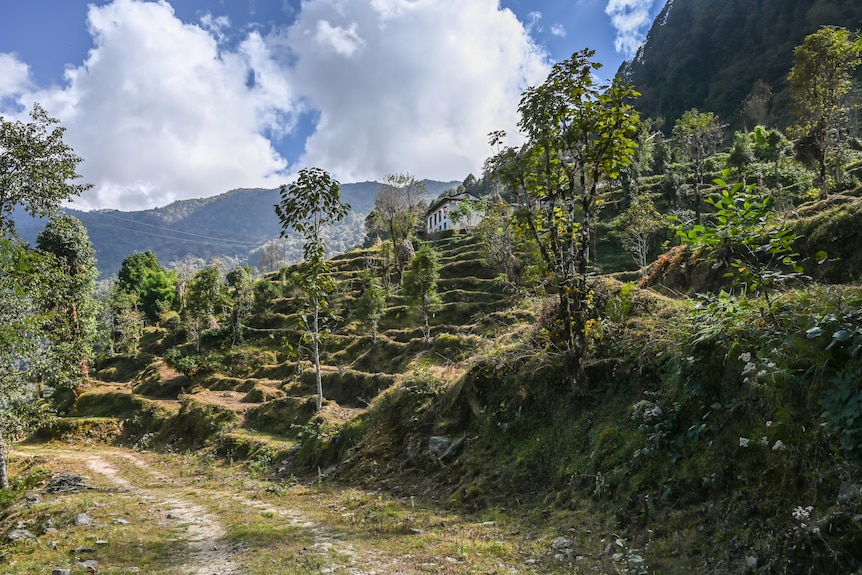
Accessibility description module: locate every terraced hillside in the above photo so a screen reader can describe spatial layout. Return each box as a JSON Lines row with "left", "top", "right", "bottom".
{"left": 70, "top": 231, "right": 527, "bottom": 463}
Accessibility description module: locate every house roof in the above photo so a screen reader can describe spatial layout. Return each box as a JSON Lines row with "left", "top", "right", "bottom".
{"left": 426, "top": 191, "right": 479, "bottom": 215}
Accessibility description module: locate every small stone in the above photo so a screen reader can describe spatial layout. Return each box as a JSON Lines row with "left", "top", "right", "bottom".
{"left": 70, "top": 546, "right": 96, "bottom": 554}
{"left": 95, "top": 539, "right": 109, "bottom": 545}
{"left": 74, "top": 513, "right": 93, "bottom": 526}
{"left": 551, "top": 536, "right": 572, "bottom": 550}
{"left": 837, "top": 483, "right": 862, "bottom": 506}
{"left": 7, "top": 529, "right": 37, "bottom": 542}
{"left": 77, "top": 559, "right": 99, "bottom": 572}
{"left": 112, "top": 518, "right": 130, "bottom": 525}
{"left": 746, "top": 555, "right": 758, "bottom": 569}
{"left": 428, "top": 436, "right": 451, "bottom": 457}
{"left": 51, "top": 569, "right": 71, "bottom": 575}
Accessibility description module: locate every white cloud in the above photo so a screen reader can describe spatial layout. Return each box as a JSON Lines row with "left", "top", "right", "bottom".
{"left": 605, "top": 0, "right": 656, "bottom": 57}
{"left": 0, "top": 54, "right": 33, "bottom": 100}
{"left": 28, "top": 0, "right": 291, "bottom": 211}
{"left": 550, "top": 23, "right": 567, "bottom": 38}
{"left": 281, "top": 0, "right": 548, "bottom": 183}
{"left": 2, "top": 0, "right": 548, "bottom": 211}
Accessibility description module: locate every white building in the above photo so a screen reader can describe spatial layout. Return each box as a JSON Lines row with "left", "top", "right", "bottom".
{"left": 426, "top": 192, "right": 482, "bottom": 234}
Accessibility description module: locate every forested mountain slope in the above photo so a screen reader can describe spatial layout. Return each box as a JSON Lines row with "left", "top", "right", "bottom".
{"left": 13, "top": 179, "right": 459, "bottom": 278}
{"left": 619, "top": 0, "right": 862, "bottom": 129}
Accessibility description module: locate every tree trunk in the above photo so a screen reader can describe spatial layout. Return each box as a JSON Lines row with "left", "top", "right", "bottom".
{"left": 422, "top": 295, "right": 431, "bottom": 345}
{"left": 312, "top": 299, "right": 323, "bottom": 412}
{"left": 0, "top": 432, "right": 8, "bottom": 490}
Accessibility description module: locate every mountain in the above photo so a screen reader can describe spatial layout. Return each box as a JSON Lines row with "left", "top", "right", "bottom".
{"left": 14, "top": 179, "right": 460, "bottom": 278}
{"left": 618, "top": 0, "right": 862, "bottom": 130}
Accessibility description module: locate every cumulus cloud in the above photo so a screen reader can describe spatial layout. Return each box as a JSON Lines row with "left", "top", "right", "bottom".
{"left": 282, "top": 0, "right": 548, "bottom": 183}
{"left": 1, "top": 0, "right": 548, "bottom": 210}
{"left": 605, "top": 0, "right": 656, "bottom": 57}
{"left": 0, "top": 54, "right": 33, "bottom": 100}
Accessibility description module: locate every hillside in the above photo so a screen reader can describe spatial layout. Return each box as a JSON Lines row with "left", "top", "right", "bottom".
{"left": 4, "top": 176, "right": 854, "bottom": 572}
{"left": 13, "top": 179, "right": 460, "bottom": 278}
{"left": 618, "top": 0, "right": 862, "bottom": 130}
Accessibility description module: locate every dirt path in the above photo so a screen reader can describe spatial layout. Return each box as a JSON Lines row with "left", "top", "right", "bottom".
{"left": 11, "top": 445, "right": 412, "bottom": 574}
{"left": 83, "top": 454, "right": 237, "bottom": 575}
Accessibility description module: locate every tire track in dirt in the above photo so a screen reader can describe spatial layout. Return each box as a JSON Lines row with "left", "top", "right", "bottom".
{"left": 84, "top": 454, "right": 239, "bottom": 575}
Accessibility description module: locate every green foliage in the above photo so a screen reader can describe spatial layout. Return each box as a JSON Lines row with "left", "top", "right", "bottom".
{"left": 620, "top": 192, "right": 666, "bottom": 275}
{"left": 117, "top": 251, "right": 178, "bottom": 323}
{"left": 275, "top": 167, "right": 350, "bottom": 411}
{"left": 402, "top": 243, "right": 441, "bottom": 345}
{"left": 490, "top": 48, "right": 640, "bottom": 387}
{"left": 35, "top": 215, "right": 98, "bottom": 395}
{"left": 789, "top": 26, "right": 862, "bottom": 196}
{"left": 820, "top": 371, "right": 862, "bottom": 459}
{"left": 0, "top": 103, "right": 91, "bottom": 233}
{"left": 355, "top": 271, "right": 387, "bottom": 342}
{"left": 226, "top": 265, "right": 253, "bottom": 345}
{"left": 672, "top": 109, "right": 724, "bottom": 223}
{"left": 673, "top": 170, "right": 805, "bottom": 295}
{"left": 368, "top": 173, "right": 429, "bottom": 269}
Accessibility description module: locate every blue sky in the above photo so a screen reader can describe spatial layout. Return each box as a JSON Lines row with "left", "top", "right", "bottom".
{"left": 0, "top": 0, "right": 664, "bottom": 211}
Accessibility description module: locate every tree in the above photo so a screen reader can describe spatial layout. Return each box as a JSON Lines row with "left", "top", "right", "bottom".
{"left": 116, "top": 251, "right": 178, "bottom": 323}
{"left": 0, "top": 105, "right": 89, "bottom": 488}
{"left": 369, "top": 173, "right": 428, "bottom": 272}
{"left": 490, "top": 49, "right": 640, "bottom": 389}
{"left": 0, "top": 241, "right": 54, "bottom": 488}
{"left": 275, "top": 167, "right": 350, "bottom": 411}
{"left": 788, "top": 26, "right": 862, "bottom": 198}
{"left": 36, "top": 215, "right": 98, "bottom": 396}
{"left": 620, "top": 193, "right": 665, "bottom": 276}
{"left": 402, "top": 244, "right": 441, "bottom": 346}
{"left": 0, "top": 104, "right": 92, "bottom": 234}
{"left": 355, "top": 271, "right": 387, "bottom": 343}
{"left": 226, "top": 266, "right": 253, "bottom": 346}
{"left": 672, "top": 109, "right": 724, "bottom": 224}
{"left": 726, "top": 130, "right": 754, "bottom": 176}
{"left": 751, "top": 126, "right": 790, "bottom": 189}
{"left": 185, "top": 265, "right": 228, "bottom": 349}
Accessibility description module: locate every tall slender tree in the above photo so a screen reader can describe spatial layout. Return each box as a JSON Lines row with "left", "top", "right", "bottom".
{"left": 402, "top": 244, "right": 440, "bottom": 346}
{"left": 275, "top": 167, "right": 350, "bottom": 411}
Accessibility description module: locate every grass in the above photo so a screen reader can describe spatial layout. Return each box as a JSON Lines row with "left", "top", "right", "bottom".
{"left": 1, "top": 443, "right": 626, "bottom": 574}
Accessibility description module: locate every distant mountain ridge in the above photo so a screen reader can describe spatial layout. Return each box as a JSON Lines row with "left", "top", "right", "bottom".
{"left": 619, "top": 0, "right": 862, "bottom": 130}
{"left": 14, "top": 180, "right": 460, "bottom": 278}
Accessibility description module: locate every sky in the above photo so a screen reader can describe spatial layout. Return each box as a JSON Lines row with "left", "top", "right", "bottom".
{"left": 0, "top": 0, "right": 665, "bottom": 211}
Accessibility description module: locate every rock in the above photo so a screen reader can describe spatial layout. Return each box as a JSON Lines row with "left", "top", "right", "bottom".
{"left": 51, "top": 569, "right": 71, "bottom": 575}
{"left": 70, "top": 546, "right": 96, "bottom": 554}
{"left": 95, "top": 540, "right": 109, "bottom": 545}
{"left": 440, "top": 434, "right": 466, "bottom": 462}
{"left": 428, "top": 436, "right": 451, "bottom": 457}
{"left": 746, "top": 555, "right": 758, "bottom": 569}
{"left": 837, "top": 483, "right": 862, "bottom": 506}
{"left": 44, "top": 473, "right": 94, "bottom": 494}
{"left": 111, "top": 518, "right": 130, "bottom": 525}
{"left": 74, "top": 513, "right": 93, "bottom": 526}
{"left": 77, "top": 559, "right": 99, "bottom": 572}
{"left": 551, "top": 536, "right": 573, "bottom": 550}
{"left": 7, "top": 529, "right": 37, "bottom": 542}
